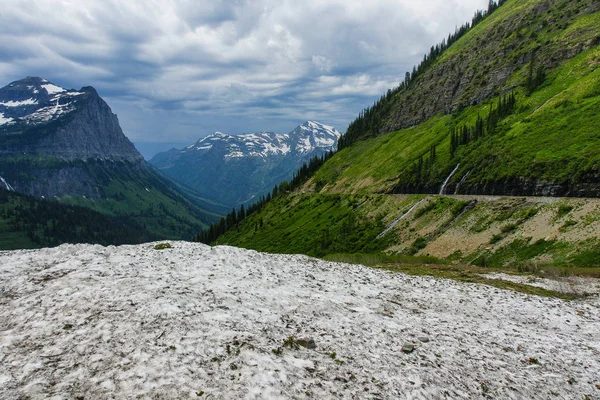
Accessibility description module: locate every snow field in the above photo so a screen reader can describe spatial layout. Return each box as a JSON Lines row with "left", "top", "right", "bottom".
{"left": 0, "top": 242, "right": 599, "bottom": 399}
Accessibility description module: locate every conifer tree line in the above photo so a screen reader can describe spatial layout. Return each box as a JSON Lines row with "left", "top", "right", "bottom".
{"left": 338, "top": 0, "right": 507, "bottom": 151}
{"left": 449, "top": 92, "right": 516, "bottom": 157}
{"left": 195, "top": 151, "right": 335, "bottom": 244}
{"left": 526, "top": 49, "right": 547, "bottom": 95}
{"left": 0, "top": 189, "right": 151, "bottom": 248}
{"left": 409, "top": 144, "right": 439, "bottom": 184}
{"left": 407, "top": 91, "right": 515, "bottom": 184}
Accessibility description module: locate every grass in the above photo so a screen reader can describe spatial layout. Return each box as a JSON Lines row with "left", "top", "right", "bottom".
{"left": 217, "top": 194, "right": 393, "bottom": 257}
{"left": 374, "top": 263, "right": 583, "bottom": 300}
{"left": 323, "top": 252, "right": 445, "bottom": 266}
{"left": 217, "top": 2, "right": 600, "bottom": 278}
{"left": 308, "top": 45, "right": 600, "bottom": 196}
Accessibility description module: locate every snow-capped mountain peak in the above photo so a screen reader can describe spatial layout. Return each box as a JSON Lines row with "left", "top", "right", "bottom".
{"left": 179, "top": 121, "right": 342, "bottom": 160}
{"left": 291, "top": 120, "right": 342, "bottom": 154}
{"left": 0, "top": 77, "right": 86, "bottom": 126}
{"left": 150, "top": 121, "right": 342, "bottom": 206}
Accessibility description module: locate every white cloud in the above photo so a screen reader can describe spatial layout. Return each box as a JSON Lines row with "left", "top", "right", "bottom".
{"left": 0, "top": 0, "right": 489, "bottom": 148}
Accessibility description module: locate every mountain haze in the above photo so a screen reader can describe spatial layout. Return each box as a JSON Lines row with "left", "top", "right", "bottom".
{"left": 151, "top": 121, "right": 341, "bottom": 207}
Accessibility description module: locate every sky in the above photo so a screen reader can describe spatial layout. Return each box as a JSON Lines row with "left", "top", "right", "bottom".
{"left": 0, "top": 0, "right": 488, "bottom": 159}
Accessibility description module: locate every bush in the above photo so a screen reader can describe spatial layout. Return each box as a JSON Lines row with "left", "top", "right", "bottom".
{"left": 154, "top": 242, "right": 173, "bottom": 250}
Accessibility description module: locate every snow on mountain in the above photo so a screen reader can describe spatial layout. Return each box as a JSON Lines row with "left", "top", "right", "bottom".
{"left": 149, "top": 121, "right": 342, "bottom": 206}
{"left": 182, "top": 121, "right": 341, "bottom": 160}
{"left": 0, "top": 242, "right": 598, "bottom": 398}
{"left": 0, "top": 112, "right": 13, "bottom": 125}
{"left": 0, "top": 77, "right": 85, "bottom": 127}
{"left": 0, "top": 175, "right": 14, "bottom": 191}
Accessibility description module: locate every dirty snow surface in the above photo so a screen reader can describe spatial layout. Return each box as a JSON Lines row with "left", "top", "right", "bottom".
{"left": 1, "top": 242, "right": 599, "bottom": 399}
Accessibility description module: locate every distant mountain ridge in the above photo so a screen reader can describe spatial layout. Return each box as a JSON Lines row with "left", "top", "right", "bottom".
{"left": 150, "top": 121, "right": 341, "bottom": 207}
{"left": 0, "top": 77, "right": 222, "bottom": 243}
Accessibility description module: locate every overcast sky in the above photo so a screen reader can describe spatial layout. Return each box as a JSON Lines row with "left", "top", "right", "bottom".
{"left": 0, "top": 0, "right": 488, "bottom": 158}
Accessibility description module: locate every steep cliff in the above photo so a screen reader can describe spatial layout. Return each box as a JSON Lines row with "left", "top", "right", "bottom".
{"left": 0, "top": 77, "right": 222, "bottom": 241}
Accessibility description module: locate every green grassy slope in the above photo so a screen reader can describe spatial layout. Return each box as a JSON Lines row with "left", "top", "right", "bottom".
{"left": 215, "top": 0, "right": 600, "bottom": 270}
{"left": 58, "top": 163, "right": 222, "bottom": 240}
{"left": 345, "top": 0, "right": 600, "bottom": 142}
{"left": 310, "top": 46, "right": 600, "bottom": 195}
{"left": 217, "top": 193, "right": 600, "bottom": 271}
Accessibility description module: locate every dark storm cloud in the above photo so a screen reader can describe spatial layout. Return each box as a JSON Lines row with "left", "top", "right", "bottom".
{"left": 0, "top": 0, "right": 488, "bottom": 157}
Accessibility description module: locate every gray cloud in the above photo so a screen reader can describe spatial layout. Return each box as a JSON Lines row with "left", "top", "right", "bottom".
{"left": 0, "top": 0, "right": 488, "bottom": 158}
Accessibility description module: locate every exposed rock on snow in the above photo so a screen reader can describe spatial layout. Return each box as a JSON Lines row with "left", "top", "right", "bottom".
{"left": 0, "top": 242, "right": 599, "bottom": 399}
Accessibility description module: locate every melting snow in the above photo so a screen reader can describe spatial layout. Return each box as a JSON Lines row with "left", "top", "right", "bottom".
{"left": 0, "top": 242, "right": 598, "bottom": 399}
{"left": 41, "top": 83, "right": 66, "bottom": 95}
{"left": 24, "top": 100, "right": 76, "bottom": 124}
{"left": 0, "top": 112, "right": 14, "bottom": 126}
{"left": 0, "top": 175, "right": 15, "bottom": 191}
{"left": 297, "top": 136, "right": 313, "bottom": 153}
{"left": 0, "top": 98, "right": 38, "bottom": 107}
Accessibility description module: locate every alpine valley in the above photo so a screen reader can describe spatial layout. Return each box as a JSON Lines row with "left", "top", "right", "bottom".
{"left": 0, "top": 77, "right": 225, "bottom": 249}
{"left": 150, "top": 121, "right": 341, "bottom": 207}
{"left": 1, "top": 1, "right": 600, "bottom": 399}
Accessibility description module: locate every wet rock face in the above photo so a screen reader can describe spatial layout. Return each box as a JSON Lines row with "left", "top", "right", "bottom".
{"left": 393, "top": 177, "right": 600, "bottom": 198}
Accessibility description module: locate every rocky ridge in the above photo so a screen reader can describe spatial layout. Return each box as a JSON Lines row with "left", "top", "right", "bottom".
{"left": 150, "top": 121, "right": 341, "bottom": 206}
{"left": 0, "top": 77, "right": 142, "bottom": 162}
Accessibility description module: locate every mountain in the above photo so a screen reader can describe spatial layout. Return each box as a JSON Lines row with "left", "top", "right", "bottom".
{"left": 150, "top": 121, "right": 341, "bottom": 207}
{"left": 210, "top": 0, "right": 600, "bottom": 269}
{"left": 0, "top": 77, "right": 224, "bottom": 244}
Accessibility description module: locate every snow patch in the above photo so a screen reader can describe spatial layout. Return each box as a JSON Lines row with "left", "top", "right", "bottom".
{"left": 0, "top": 175, "right": 15, "bottom": 191}
{"left": 41, "top": 83, "right": 65, "bottom": 95}
{"left": 296, "top": 136, "right": 313, "bottom": 153}
{"left": 23, "top": 100, "right": 76, "bottom": 124}
{"left": 225, "top": 151, "right": 244, "bottom": 158}
{"left": 0, "top": 112, "right": 14, "bottom": 126}
{"left": 0, "top": 242, "right": 598, "bottom": 398}
{"left": 0, "top": 98, "right": 38, "bottom": 107}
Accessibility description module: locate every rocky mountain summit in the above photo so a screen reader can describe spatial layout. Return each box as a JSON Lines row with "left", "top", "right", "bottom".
{"left": 150, "top": 121, "right": 341, "bottom": 206}
{"left": 0, "top": 77, "right": 219, "bottom": 240}
{"left": 0, "top": 77, "right": 141, "bottom": 162}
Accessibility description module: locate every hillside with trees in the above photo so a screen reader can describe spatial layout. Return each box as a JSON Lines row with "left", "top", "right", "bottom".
{"left": 207, "top": 0, "right": 600, "bottom": 270}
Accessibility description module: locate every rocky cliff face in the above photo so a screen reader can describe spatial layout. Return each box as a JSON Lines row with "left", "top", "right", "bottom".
{"left": 0, "top": 77, "right": 217, "bottom": 239}
{"left": 0, "top": 77, "right": 142, "bottom": 162}
{"left": 150, "top": 121, "right": 341, "bottom": 206}
{"left": 0, "top": 77, "right": 147, "bottom": 198}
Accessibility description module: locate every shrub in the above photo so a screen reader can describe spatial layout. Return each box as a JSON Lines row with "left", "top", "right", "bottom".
{"left": 154, "top": 242, "right": 173, "bottom": 250}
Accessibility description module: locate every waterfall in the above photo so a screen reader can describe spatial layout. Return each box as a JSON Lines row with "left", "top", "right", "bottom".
{"left": 439, "top": 164, "right": 460, "bottom": 195}
{"left": 454, "top": 170, "right": 471, "bottom": 195}
{"left": 376, "top": 199, "right": 424, "bottom": 239}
